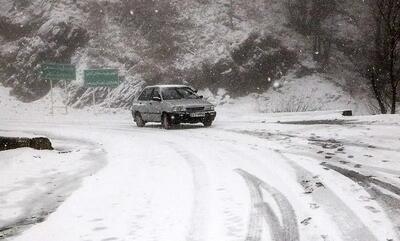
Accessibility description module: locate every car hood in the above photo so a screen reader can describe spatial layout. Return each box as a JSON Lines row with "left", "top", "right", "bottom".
{"left": 164, "top": 98, "right": 213, "bottom": 107}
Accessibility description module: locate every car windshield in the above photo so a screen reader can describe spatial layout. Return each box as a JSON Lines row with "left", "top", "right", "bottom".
{"left": 162, "top": 87, "right": 199, "bottom": 100}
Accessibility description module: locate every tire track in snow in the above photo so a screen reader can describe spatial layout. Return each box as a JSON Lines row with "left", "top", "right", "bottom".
{"left": 322, "top": 163, "right": 400, "bottom": 239}
{"left": 235, "top": 169, "right": 299, "bottom": 241}
{"left": 322, "top": 163, "right": 400, "bottom": 197}
{"left": 277, "top": 152, "right": 379, "bottom": 241}
{"left": 167, "top": 143, "right": 209, "bottom": 241}
{"left": 226, "top": 129, "right": 381, "bottom": 241}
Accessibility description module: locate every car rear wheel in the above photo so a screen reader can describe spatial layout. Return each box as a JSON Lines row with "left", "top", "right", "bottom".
{"left": 162, "top": 113, "right": 172, "bottom": 129}
{"left": 135, "top": 112, "right": 146, "bottom": 127}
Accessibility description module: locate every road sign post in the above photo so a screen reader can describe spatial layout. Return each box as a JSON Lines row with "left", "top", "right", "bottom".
{"left": 64, "top": 80, "right": 69, "bottom": 114}
{"left": 41, "top": 63, "right": 76, "bottom": 115}
{"left": 107, "top": 87, "right": 111, "bottom": 108}
{"left": 50, "top": 79, "right": 54, "bottom": 114}
{"left": 84, "top": 69, "right": 119, "bottom": 109}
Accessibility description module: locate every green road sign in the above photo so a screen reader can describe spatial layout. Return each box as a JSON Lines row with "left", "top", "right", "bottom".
{"left": 84, "top": 69, "right": 119, "bottom": 87}
{"left": 41, "top": 63, "right": 76, "bottom": 81}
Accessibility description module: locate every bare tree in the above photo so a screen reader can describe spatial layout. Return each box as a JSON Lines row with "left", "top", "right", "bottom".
{"left": 286, "top": 0, "right": 335, "bottom": 71}
{"left": 228, "top": 0, "right": 234, "bottom": 29}
{"left": 368, "top": 0, "right": 400, "bottom": 114}
{"left": 286, "top": 0, "right": 309, "bottom": 33}
{"left": 217, "top": 0, "right": 236, "bottom": 29}
{"left": 120, "top": 0, "right": 182, "bottom": 60}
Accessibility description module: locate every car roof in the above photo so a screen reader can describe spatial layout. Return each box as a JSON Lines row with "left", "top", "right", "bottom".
{"left": 144, "top": 84, "right": 188, "bottom": 89}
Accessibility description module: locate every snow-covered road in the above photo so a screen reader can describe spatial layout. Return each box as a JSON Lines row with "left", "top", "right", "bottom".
{"left": 1, "top": 111, "right": 400, "bottom": 241}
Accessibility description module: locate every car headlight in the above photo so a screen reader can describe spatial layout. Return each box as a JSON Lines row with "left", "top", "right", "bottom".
{"left": 205, "top": 105, "right": 215, "bottom": 111}
{"left": 172, "top": 106, "right": 185, "bottom": 112}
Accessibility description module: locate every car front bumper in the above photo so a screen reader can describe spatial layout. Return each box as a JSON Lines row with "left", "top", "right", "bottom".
{"left": 169, "top": 111, "right": 216, "bottom": 124}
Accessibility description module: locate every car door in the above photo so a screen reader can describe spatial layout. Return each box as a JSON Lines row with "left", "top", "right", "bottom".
{"left": 148, "top": 88, "right": 163, "bottom": 122}
{"left": 137, "top": 87, "right": 154, "bottom": 121}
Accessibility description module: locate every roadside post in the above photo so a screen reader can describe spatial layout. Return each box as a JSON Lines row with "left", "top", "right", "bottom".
{"left": 83, "top": 69, "right": 119, "bottom": 111}
{"left": 107, "top": 87, "right": 111, "bottom": 108}
{"left": 64, "top": 80, "right": 69, "bottom": 114}
{"left": 41, "top": 63, "right": 76, "bottom": 115}
{"left": 50, "top": 78, "right": 54, "bottom": 114}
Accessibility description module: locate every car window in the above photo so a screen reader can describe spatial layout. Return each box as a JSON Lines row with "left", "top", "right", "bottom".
{"left": 162, "top": 88, "right": 181, "bottom": 100}
{"left": 151, "top": 88, "right": 161, "bottom": 100}
{"left": 138, "top": 88, "right": 154, "bottom": 101}
{"left": 162, "top": 87, "right": 199, "bottom": 100}
{"left": 176, "top": 87, "right": 198, "bottom": 99}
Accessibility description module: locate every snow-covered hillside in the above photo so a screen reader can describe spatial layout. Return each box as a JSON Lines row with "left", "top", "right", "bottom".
{"left": 0, "top": 0, "right": 373, "bottom": 112}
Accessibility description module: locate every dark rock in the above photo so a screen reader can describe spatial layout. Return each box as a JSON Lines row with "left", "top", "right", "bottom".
{"left": 0, "top": 136, "right": 53, "bottom": 151}
{"left": 30, "top": 137, "right": 53, "bottom": 150}
{"left": 342, "top": 110, "right": 353, "bottom": 116}
{"left": 0, "top": 137, "right": 30, "bottom": 150}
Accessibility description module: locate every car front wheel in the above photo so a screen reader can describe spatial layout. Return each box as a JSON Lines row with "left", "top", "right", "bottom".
{"left": 162, "top": 113, "right": 172, "bottom": 129}
{"left": 135, "top": 112, "right": 146, "bottom": 127}
{"left": 202, "top": 118, "right": 213, "bottom": 127}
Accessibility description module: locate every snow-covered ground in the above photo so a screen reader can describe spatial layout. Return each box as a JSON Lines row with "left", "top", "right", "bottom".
{"left": 1, "top": 86, "right": 400, "bottom": 241}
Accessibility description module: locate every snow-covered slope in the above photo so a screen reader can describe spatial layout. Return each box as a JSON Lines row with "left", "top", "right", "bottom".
{"left": 0, "top": 0, "right": 373, "bottom": 111}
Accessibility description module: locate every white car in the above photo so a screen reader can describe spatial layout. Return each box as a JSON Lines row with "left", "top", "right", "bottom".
{"left": 131, "top": 85, "right": 217, "bottom": 129}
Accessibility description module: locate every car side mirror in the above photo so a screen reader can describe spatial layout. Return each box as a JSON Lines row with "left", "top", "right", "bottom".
{"left": 199, "top": 95, "right": 204, "bottom": 99}
{"left": 152, "top": 96, "right": 161, "bottom": 102}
